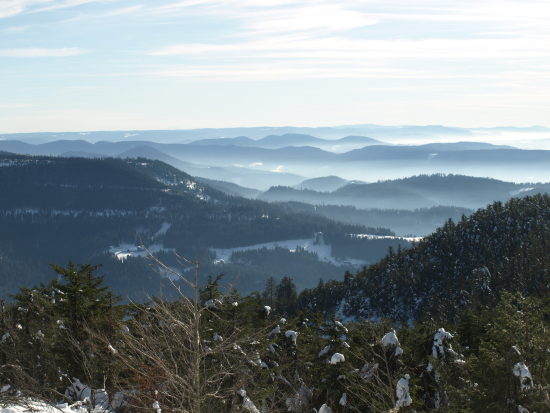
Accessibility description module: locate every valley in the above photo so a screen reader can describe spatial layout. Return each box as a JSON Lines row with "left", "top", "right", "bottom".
{"left": 4, "top": 1, "right": 550, "bottom": 410}
{"left": 1, "top": 127, "right": 549, "bottom": 302}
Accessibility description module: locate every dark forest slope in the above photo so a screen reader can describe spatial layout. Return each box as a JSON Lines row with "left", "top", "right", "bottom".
{"left": 298, "top": 194, "right": 550, "bottom": 321}
{"left": 0, "top": 153, "right": 394, "bottom": 299}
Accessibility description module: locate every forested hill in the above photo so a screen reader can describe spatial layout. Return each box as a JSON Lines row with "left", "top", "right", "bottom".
{"left": 258, "top": 174, "right": 550, "bottom": 210}
{"left": 298, "top": 193, "right": 550, "bottom": 322}
{"left": 0, "top": 153, "right": 393, "bottom": 299}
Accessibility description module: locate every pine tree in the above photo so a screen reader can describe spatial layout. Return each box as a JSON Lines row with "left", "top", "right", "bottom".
{"left": 276, "top": 276, "right": 297, "bottom": 315}
{"left": 45, "top": 262, "right": 123, "bottom": 388}
{"left": 262, "top": 276, "right": 278, "bottom": 308}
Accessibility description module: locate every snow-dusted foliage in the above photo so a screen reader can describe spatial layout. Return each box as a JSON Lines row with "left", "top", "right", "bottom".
{"left": 318, "top": 345, "right": 330, "bottom": 358}
{"left": 203, "top": 299, "right": 218, "bottom": 309}
{"left": 1, "top": 401, "right": 89, "bottom": 413}
{"left": 381, "top": 330, "right": 403, "bottom": 356}
{"left": 0, "top": 378, "right": 128, "bottom": 413}
{"left": 334, "top": 321, "right": 348, "bottom": 333}
{"left": 285, "top": 330, "right": 298, "bottom": 346}
{"left": 513, "top": 362, "right": 533, "bottom": 391}
{"left": 381, "top": 330, "right": 400, "bottom": 347}
{"left": 395, "top": 374, "right": 412, "bottom": 408}
{"left": 432, "top": 328, "right": 454, "bottom": 359}
{"left": 317, "top": 404, "right": 332, "bottom": 413}
{"left": 285, "top": 385, "right": 312, "bottom": 411}
{"left": 359, "top": 362, "right": 379, "bottom": 381}
{"left": 237, "top": 389, "right": 260, "bottom": 413}
{"left": 330, "top": 353, "right": 345, "bottom": 365}
{"left": 65, "top": 378, "right": 109, "bottom": 409}
{"left": 338, "top": 393, "right": 346, "bottom": 406}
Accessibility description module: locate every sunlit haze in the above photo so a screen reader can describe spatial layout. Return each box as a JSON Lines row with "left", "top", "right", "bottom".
{"left": 1, "top": 0, "right": 549, "bottom": 133}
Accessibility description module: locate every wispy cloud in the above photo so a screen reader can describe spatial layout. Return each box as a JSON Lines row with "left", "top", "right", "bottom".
{"left": 0, "top": 103, "right": 29, "bottom": 108}
{"left": 153, "top": 36, "right": 550, "bottom": 60}
{"left": 2, "top": 24, "right": 32, "bottom": 32}
{"left": 153, "top": 0, "right": 378, "bottom": 35}
{"left": 0, "top": 0, "right": 107, "bottom": 19}
{"left": 150, "top": 65, "right": 429, "bottom": 80}
{"left": 151, "top": 0, "right": 550, "bottom": 32}
{"left": 2, "top": 0, "right": 549, "bottom": 130}
{"left": 0, "top": 47, "right": 83, "bottom": 57}
{"left": 30, "top": 0, "right": 107, "bottom": 14}
{"left": 147, "top": 0, "right": 550, "bottom": 84}
{"left": 0, "top": 0, "right": 27, "bottom": 18}
{"left": 101, "top": 5, "right": 144, "bottom": 16}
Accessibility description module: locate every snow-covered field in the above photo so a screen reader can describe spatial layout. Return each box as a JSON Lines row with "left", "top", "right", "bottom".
{"left": 509, "top": 187, "right": 534, "bottom": 196}
{"left": 210, "top": 238, "right": 367, "bottom": 267}
{"left": 109, "top": 230, "right": 408, "bottom": 269}
{"left": 108, "top": 243, "right": 174, "bottom": 261}
{"left": 1, "top": 209, "right": 141, "bottom": 217}
{"left": 353, "top": 234, "right": 423, "bottom": 242}
{"left": 154, "top": 222, "right": 171, "bottom": 237}
{"left": 107, "top": 239, "right": 183, "bottom": 279}
{"left": 1, "top": 401, "right": 89, "bottom": 413}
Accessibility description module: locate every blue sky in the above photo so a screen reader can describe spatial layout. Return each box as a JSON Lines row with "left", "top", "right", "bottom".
{"left": 1, "top": 0, "right": 549, "bottom": 133}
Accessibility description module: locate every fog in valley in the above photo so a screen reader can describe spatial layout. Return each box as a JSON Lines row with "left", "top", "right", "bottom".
{"left": 2, "top": 124, "right": 549, "bottom": 239}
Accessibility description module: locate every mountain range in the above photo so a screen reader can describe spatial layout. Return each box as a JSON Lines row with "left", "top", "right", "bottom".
{"left": 2, "top": 136, "right": 549, "bottom": 187}
{"left": 0, "top": 151, "right": 399, "bottom": 300}
{"left": 259, "top": 174, "right": 550, "bottom": 210}
{"left": 188, "top": 134, "right": 386, "bottom": 152}
{"left": 3, "top": 124, "right": 547, "bottom": 144}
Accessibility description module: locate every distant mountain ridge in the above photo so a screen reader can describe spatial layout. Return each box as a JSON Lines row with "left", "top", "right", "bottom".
{"left": 258, "top": 174, "right": 550, "bottom": 210}
{"left": 293, "top": 176, "right": 350, "bottom": 192}
{"left": 1, "top": 124, "right": 546, "bottom": 145}
{"left": 194, "top": 176, "right": 262, "bottom": 199}
{"left": 471, "top": 126, "right": 550, "bottom": 132}
{"left": 0, "top": 125, "right": 474, "bottom": 143}
{"left": 187, "top": 134, "right": 386, "bottom": 149}
{"left": 2, "top": 137, "right": 550, "bottom": 185}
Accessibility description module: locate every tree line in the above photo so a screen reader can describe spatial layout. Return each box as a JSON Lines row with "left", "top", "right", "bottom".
{"left": 1, "top": 252, "right": 549, "bottom": 413}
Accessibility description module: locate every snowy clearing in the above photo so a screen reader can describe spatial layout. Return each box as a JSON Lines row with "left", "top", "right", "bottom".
{"left": 352, "top": 234, "right": 423, "bottom": 242}
{"left": 108, "top": 243, "right": 174, "bottom": 262}
{"left": 154, "top": 222, "right": 171, "bottom": 237}
{"left": 209, "top": 238, "right": 367, "bottom": 267}
{"left": 509, "top": 187, "right": 534, "bottom": 196}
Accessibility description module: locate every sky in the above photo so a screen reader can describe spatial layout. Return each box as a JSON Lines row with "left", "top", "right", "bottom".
{"left": 1, "top": 0, "right": 549, "bottom": 133}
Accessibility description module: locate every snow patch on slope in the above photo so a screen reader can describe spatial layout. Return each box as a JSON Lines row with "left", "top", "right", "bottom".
{"left": 154, "top": 222, "right": 171, "bottom": 237}
{"left": 209, "top": 238, "right": 366, "bottom": 267}
{"left": 108, "top": 243, "right": 175, "bottom": 262}
{"left": 509, "top": 188, "right": 534, "bottom": 196}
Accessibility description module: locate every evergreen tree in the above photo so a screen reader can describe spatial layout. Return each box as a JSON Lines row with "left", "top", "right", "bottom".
{"left": 262, "top": 276, "right": 278, "bottom": 308}
{"left": 276, "top": 276, "right": 297, "bottom": 315}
